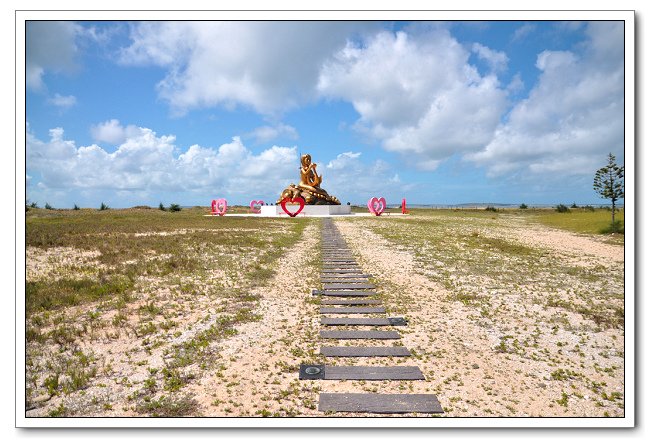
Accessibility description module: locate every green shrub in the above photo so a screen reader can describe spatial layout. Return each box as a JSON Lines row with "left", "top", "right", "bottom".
{"left": 556, "top": 204, "right": 570, "bottom": 213}
{"left": 44, "top": 374, "right": 60, "bottom": 396}
{"left": 45, "top": 203, "right": 54, "bottom": 210}
{"left": 48, "top": 403, "right": 68, "bottom": 417}
{"left": 570, "top": 202, "right": 579, "bottom": 208}
{"left": 73, "top": 204, "right": 80, "bottom": 210}
{"left": 485, "top": 206, "right": 498, "bottom": 212}
{"left": 519, "top": 203, "right": 528, "bottom": 209}
{"left": 135, "top": 394, "right": 198, "bottom": 417}
{"left": 583, "top": 205, "right": 595, "bottom": 212}
{"left": 159, "top": 202, "right": 166, "bottom": 211}
{"left": 169, "top": 204, "right": 182, "bottom": 212}
{"left": 600, "top": 220, "right": 624, "bottom": 234}
{"left": 99, "top": 202, "right": 109, "bottom": 211}
{"left": 30, "top": 202, "right": 38, "bottom": 208}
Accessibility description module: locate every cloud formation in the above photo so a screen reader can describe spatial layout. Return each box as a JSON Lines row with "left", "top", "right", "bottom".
{"left": 466, "top": 21, "right": 624, "bottom": 177}
{"left": 512, "top": 23, "right": 536, "bottom": 42}
{"left": 248, "top": 123, "right": 299, "bottom": 145}
{"left": 471, "top": 43, "right": 508, "bottom": 73}
{"left": 27, "top": 125, "right": 298, "bottom": 201}
{"left": 318, "top": 151, "right": 405, "bottom": 201}
{"left": 318, "top": 29, "right": 509, "bottom": 169}
{"left": 47, "top": 93, "right": 77, "bottom": 109}
{"left": 90, "top": 119, "right": 142, "bottom": 145}
{"left": 114, "top": 22, "right": 622, "bottom": 181}
{"left": 118, "top": 21, "right": 360, "bottom": 115}
{"left": 26, "top": 21, "right": 80, "bottom": 90}
{"left": 26, "top": 21, "right": 625, "bottom": 206}
{"left": 27, "top": 124, "right": 407, "bottom": 205}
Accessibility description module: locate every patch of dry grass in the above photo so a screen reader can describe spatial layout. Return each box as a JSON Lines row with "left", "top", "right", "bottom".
{"left": 25, "top": 207, "right": 310, "bottom": 416}
{"left": 334, "top": 211, "right": 624, "bottom": 417}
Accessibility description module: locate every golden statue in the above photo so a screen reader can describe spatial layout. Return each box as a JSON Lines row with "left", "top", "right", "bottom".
{"left": 300, "top": 154, "right": 323, "bottom": 190}
{"left": 277, "top": 154, "right": 341, "bottom": 205}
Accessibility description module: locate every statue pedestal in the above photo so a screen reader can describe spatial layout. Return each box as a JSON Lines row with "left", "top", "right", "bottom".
{"left": 260, "top": 204, "right": 351, "bottom": 217}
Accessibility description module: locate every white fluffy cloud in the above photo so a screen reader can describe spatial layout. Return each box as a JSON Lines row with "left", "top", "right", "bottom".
{"left": 26, "top": 21, "right": 113, "bottom": 92}
{"left": 512, "top": 23, "right": 536, "bottom": 42}
{"left": 28, "top": 21, "right": 624, "bottom": 201}
{"left": 317, "top": 152, "right": 406, "bottom": 201}
{"left": 90, "top": 119, "right": 142, "bottom": 145}
{"left": 118, "top": 22, "right": 360, "bottom": 115}
{"left": 47, "top": 93, "right": 77, "bottom": 109}
{"left": 27, "top": 125, "right": 298, "bottom": 201}
{"left": 326, "top": 151, "right": 361, "bottom": 170}
{"left": 26, "top": 21, "right": 81, "bottom": 90}
{"left": 472, "top": 43, "right": 508, "bottom": 73}
{"left": 27, "top": 126, "right": 405, "bottom": 205}
{"left": 466, "top": 21, "right": 624, "bottom": 177}
{"left": 318, "top": 29, "right": 509, "bottom": 169}
{"left": 248, "top": 123, "right": 299, "bottom": 144}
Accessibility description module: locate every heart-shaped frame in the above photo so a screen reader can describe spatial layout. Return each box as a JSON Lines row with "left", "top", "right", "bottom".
{"left": 280, "top": 196, "right": 305, "bottom": 217}
{"left": 211, "top": 198, "right": 227, "bottom": 216}
{"left": 249, "top": 199, "right": 264, "bottom": 213}
{"left": 367, "top": 197, "right": 386, "bottom": 216}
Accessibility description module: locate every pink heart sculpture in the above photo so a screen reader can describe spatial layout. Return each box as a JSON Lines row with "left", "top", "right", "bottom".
{"left": 367, "top": 197, "right": 386, "bottom": 216}
{"left": 249, "top": 199, "right": 264, "bottom": 213}
{"left": 211, "top": 198, "right": 227, "bottom": 216}
{"left": 280, "top": 196, "right": 305, "bottom": 217}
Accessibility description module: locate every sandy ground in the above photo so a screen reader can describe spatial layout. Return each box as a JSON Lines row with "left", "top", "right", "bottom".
{"left": 26, "top": 247, "right": 102, "bottom": 281}
{"left": 334, "top": 218, "right": 624, "bottom": 417}
{"left": 25, "top": 216, "right": 625, "bottom": 419}
{"left": 185, "top": 221, "right": 324, "bottom": 416}
{"left": 498, "top": 216, "right": 624, "bottom": 264}
{"left": 184, "top": 216, "right": 624, "bottom": 418}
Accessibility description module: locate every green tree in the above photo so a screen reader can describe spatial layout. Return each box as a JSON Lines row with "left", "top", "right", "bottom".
{"left": 593, "top": 153, "right": 624, "bottom": 225}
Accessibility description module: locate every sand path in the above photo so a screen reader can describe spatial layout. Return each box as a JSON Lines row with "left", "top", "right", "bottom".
{"left": 189, "top": 220, "right": 323, "bottom": 416}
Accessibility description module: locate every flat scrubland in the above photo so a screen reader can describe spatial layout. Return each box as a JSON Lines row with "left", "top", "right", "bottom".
{"left": 24, "top": 207, "right": 624, "bottom": 418}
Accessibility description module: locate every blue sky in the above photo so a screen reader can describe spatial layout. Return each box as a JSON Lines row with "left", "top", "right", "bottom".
{"left": 25, "top": 20, "right": 624, "bottom": 207}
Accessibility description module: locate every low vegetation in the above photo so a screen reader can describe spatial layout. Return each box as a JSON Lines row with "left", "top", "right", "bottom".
{"left": 25, "top": 205, "right": 624, "bottom": 418}
{"left": 533, "top": 207, "right": 624, "bottom": 238}
{"left": 340, "top": 207, "right": 623, "bottom": 417}
{"left": 26, "top": 206, "right": 309, "bottom": 416}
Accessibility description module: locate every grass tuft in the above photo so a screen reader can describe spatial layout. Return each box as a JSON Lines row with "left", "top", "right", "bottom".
{"left": 135, "top": 394, "right": 199, "bottom": 417}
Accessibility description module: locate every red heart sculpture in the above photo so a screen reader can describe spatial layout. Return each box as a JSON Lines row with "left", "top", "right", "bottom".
{"left": 367, "top": 197, "right": 386, "bottom": 216}
{"left": 211, "top": 198, "right": 227, "bottom": 216}
{"left": 249, "top": 199, "right": 264, "bottom": 213}
{"left": 281, "top": 196, "right": 305, "bottom": 217}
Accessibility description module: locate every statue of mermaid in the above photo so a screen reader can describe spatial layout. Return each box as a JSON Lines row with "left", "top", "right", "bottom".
{"left": 276, "top": 153, "right": 340, "bottom": 205}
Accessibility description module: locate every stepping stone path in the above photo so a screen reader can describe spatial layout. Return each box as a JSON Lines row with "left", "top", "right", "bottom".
{"left": 299, "top": 218, "right": 443, "bottom": 415}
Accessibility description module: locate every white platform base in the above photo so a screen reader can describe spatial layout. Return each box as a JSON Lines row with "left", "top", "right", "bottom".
{"left": 260, "top": 204, "right": 351, "bottom": 217}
